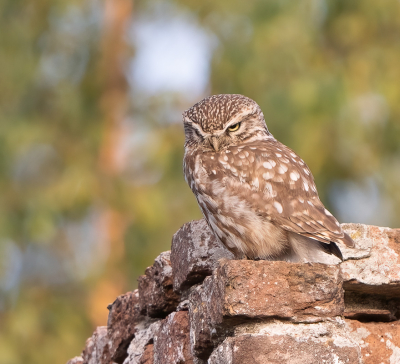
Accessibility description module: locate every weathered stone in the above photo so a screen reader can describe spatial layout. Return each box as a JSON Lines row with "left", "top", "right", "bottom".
{"left": 346, "top": 319, "right": 400, "bottom": 364}
{"left": 82, "top": 326, "right": 110, "bottom": 364}
{"left": 154, "top": 311, "right": 194, "bottom": 364}
{"left": 209, "top": 320, "right": 362, "bottom": 364}
{"left": 341, "top": 224, "right": 400, "bottom": 297}
{"left": 189, "top": 259, "right": 344, "bottom": 359}
{"left": 138, "top": 251, "right": 180, "bottom": 318}
{"left": 67, "top": 222, "right": 400, "bottom": 364}
{"left": 107, "top": 290, "right": 143, "bottom": 363}
{"left": 67, "top": 357, "right": 84, "bottom": 364}
{"left": 139, "top": 344, "right": 154, "bottom": 364}
{"left": 170, "top": 219, "right": 236, "bottom": 294}
{"left": 124, "top": 321, "right": 161, "bottom": 364}
{"left": 344, "top": 291, "right": 399, "bottom": 322}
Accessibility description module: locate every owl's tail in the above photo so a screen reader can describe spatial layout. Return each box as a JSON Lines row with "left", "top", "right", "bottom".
{"left": 337, "top": 232, "right": 355, "bottom": 248}
{"left": 319, "top": 241, "right": 343, "bottom": 261}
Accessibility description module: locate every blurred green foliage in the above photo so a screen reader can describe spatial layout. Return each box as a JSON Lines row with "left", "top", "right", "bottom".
{"left": 0, "top": 0, "right": 399, "bottom": 363}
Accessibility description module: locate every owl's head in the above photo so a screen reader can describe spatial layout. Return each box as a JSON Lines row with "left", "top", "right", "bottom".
{"left": 183, "top": 94, "right": 271, "bottom": 151}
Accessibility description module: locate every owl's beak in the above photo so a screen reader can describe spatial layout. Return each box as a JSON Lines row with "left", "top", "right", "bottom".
{"left": 209, "top": 136, "right": 220, "bottom": 152}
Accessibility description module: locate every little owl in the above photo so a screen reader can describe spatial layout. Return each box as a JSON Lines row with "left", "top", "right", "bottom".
{"left": 183, "top": 94, "right": 354, "bottom": 263}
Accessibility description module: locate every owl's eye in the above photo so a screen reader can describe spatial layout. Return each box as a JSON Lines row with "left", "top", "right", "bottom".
{"left": 228, "top": 122, "right": 241, "bottom": 132}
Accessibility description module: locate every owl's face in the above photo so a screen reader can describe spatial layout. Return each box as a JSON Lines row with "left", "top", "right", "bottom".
{"left": 183, "top": 94, "right": 271, "bottom": 152}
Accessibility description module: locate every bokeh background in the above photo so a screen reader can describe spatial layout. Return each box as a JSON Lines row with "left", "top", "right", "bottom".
{"left": 1, "top": 0, "right": 400, "bottom": 362}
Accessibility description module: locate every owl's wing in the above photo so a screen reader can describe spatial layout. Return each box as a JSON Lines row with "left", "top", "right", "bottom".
{"left": 209, "top": 140, "right": 354, "bottom": 248}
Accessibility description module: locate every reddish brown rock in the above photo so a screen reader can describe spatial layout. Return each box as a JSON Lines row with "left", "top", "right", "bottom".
{"left": 107, "top": 290, "right": 143, "bottom": 363}
{"left": 189, "top": 260, "right": 344, "bottom": 359}
{"left": 138, "top": 251, "right": 180, "bottom": 318}
{"left": 341, "top": 224, "right": 400, "bottom": 297}
{"left": 139, "top": 344, "right": 154, "bottom": 364}
{"left": 170, "top": 219, "right": 236, "bottom": 294}
{"left": 82, "top": 326, "right": 110, "bottom": 364}
{"left": 153, "top": 311, "right": 194, "bottom": 364}
{"left": 209, "top": 321, "right": 362, "bottom": 364}
{"left": 346, "top": 320, "right": 400, "bottom": 364}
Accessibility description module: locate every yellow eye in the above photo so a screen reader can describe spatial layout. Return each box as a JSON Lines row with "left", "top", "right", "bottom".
{"left": 228, "top": 122, "right": 241, "bottom": 132}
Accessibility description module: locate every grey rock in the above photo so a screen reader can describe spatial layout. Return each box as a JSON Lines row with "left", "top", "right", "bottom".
{"left": 341, "top": 224, "right": 400, "bottom": 298}
{"left": 123, "top": 321, "right": 162, "bottom": 364}
{"left": 170, "top": 219, "right": 237, "bottom": 294}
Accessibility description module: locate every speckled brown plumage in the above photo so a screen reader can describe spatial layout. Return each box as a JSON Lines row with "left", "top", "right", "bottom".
{"left": 182, "top": 94, "right": 354, "bottom": 263}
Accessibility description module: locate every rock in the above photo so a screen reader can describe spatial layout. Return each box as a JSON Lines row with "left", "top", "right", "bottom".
{"left": 67, "top": 221, "right": 400, "bottom": 364}
{"left": 344, "top": 291, "right": 399, "bottom": 322}
{"left": 341, "top": 224, "right": 400, "bottom": 297}
{"left": 153, "top": 311, "right": 194, "bottom": 364}
{"left": 138, "top": 344, "right": 154, "bottom": 364}
{"left": 82, "top": 326, "right": 110, "bottom": 364}
{"left": 170, "top": 219, "right": 236, "bottom": 294}
{"left": 107, "top": 290, "right": 144, "bottom": 363}
{"left": 138, "top": 251, "right": 180, "bottom": 318}
{"left": 189, "top": 259, "right": 344, "bottom": 359}
{"left": 209, "top": 320, "right": 362, "bottom": 364}
{"left": 346, "top": 319, "right": 400, "bottom": 364}
{"left": 67, "top": 357, "right": 84, "bottom": 364}
{"left": 124, "top": 321, "right": 162, "bottom": 364}
{"left": 176, "top": 299, "right": 189, "bottom": 312}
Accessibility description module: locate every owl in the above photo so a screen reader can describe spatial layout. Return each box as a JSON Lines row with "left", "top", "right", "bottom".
{"left": 182, "top": 94, "right": 354, "bottom": 263}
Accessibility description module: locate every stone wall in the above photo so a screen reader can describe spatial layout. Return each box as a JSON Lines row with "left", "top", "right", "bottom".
{"left": 67, "top": 220, "right": 400, "bottom": 364}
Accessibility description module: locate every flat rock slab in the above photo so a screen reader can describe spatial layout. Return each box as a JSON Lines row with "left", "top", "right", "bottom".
{"left": 346, "top": 320, "right": 400, "bottom": 364}
{"left": 138, "top": 251, "right": 180, "bottom": 318}
{"left": 341, "top": 224, "right": 400, "bottom": 297}
{"left": 189, "top": 260, "right": 344, "bottom": 359}
{"left": 154, "top": 311, "right": 194, "bottom": 364}
{"left": 209, "top": 320, "right": 362, "bottom": 364}
{"left": 170, "top": 219, "right": 236, "bottom": 294}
